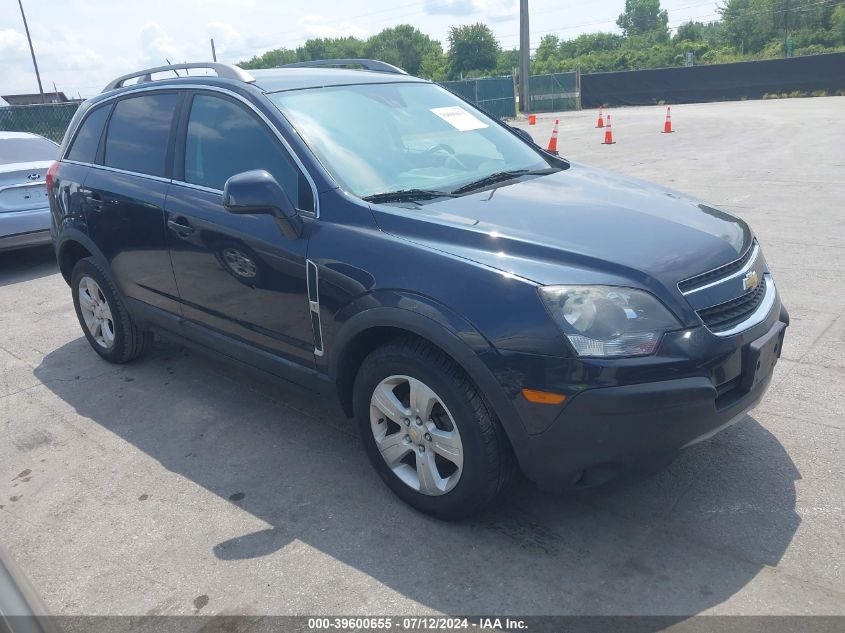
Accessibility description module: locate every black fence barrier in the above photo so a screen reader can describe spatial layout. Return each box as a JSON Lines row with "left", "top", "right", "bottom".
{"left": 581, "top": 52, "right": 845, "bottom": 108}
{"left": 528, "top": 72, "right": 579, "bottom": 112}
{"left": 439, "top": 76, "right": 517, "bottom": 119}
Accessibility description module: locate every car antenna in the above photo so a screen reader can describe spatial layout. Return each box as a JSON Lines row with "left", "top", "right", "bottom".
{"left": 164, "top": 59, "right": 181, "bottom": 77}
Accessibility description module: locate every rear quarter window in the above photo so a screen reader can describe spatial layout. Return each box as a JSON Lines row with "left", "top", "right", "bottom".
{"left": 104, "top": 93, "right": 178, "bottom": 177}
{"left": 66, "top": 105, "right": 110, "bottom": 163}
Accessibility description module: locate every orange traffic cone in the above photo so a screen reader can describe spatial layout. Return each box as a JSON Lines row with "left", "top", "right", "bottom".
{"left": 547, "top": 119, "right": 559, "bottom": 155}
{"left": 602, "top": 114, "right": 615, "bottom": 145}
{"left": 662, "top": 106, "right": 674, "bottom": 133}
{"left": 596, "top": 106, "right": 604, "bottom": 128}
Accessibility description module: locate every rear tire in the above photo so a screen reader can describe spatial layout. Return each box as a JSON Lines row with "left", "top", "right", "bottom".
{"left": 71, "top": 257, "right": 153, "bottom": 363}
{"left": 353, "top": 337, "right": 513, "bottom": 520}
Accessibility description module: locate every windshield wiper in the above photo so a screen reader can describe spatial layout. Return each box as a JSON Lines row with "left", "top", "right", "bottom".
{"left": 363, "top": 188, "right": 457, "bottom": 204}
{"left": 450, "top": 168, "right": 556, "bottom": 195}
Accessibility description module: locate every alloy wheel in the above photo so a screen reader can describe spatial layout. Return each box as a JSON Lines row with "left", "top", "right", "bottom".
{"left": 369, "top": 375, "right": 464, "bottom": 496}
{"left": 77, "top": 276, "right": 115, "bottom": 349}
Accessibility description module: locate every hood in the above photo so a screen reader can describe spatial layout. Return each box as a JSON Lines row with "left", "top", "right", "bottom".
{"left": 370, "top": 162, "right": 752, "bottom": 293}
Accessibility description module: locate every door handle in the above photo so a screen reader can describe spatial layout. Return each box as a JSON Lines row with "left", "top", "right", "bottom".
{"left": 167, "top": 218, "right": 195, "bottom": 236}
{"left": 87, "top": 192, "right": 104, "bottom": 212}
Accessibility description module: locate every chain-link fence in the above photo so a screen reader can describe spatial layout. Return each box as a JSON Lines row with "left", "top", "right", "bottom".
{"left": 527, "top": 72, "right": 579, "bottom": 113}
{"left": 438, "top": 76, "right": 517, "bottom": 119}
{"left": 0, "top": 103, "right": 80, "bottom": 143}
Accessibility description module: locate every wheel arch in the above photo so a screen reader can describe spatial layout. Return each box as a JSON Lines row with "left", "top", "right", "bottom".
{"left": 56, "top": 229, "right": 106, "bottom": 285}
{"left": 328, "top": 302, "right": 531, "bottom": 463}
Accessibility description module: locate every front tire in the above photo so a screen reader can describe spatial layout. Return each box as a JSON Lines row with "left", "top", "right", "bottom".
{"left": 71, "top": 257, "right": 153, "bottom": 363}
{"left": 353, "top": 337, "right": 513, "bottom": 520}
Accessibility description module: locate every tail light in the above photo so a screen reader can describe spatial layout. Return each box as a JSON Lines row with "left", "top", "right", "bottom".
{"left": 45, "top": 161, "right": 59, "bottom": 195}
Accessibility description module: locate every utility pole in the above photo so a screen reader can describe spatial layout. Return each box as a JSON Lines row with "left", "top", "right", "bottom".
{"left": 17, "top": 0, "right": 45, "bottom": 103}
{"left": 784, "top": 0, "right": 790, "bottom": 58}
{"left": 519, "top": 0, "right": 530, "bottom": 114}
{"left": 210, "top": 38, "right": 217, "bottom": 62}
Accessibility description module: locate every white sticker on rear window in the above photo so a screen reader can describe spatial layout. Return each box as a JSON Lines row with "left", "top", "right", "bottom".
{"left": 430, "top": 106, "right": 488, "bottom": 132}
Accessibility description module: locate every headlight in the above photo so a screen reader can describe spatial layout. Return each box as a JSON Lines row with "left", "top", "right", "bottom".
{"left": 539, "top": 285, "right": 681, "bottom": 357}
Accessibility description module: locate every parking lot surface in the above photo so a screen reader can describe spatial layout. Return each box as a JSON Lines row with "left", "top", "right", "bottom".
{"left": 1, "top": 97, "right": 843, "bottom": 618}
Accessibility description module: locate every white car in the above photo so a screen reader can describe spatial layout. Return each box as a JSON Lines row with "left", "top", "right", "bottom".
{"left": 0, "top": 131, "right": 59, "bottom": 251}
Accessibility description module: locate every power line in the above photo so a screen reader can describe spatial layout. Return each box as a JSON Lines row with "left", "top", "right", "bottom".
{"left": 677, "top": 0, "right": 842, "bottom": 24}
{"left": 226, "top": 1, "right": 428, "bottom": 60}
{"left": 498, "top": 0, "right": 841, "bottom": 44}
{"left": 664, "top": 0, "right": 842, "bottom": 29}
{"left": 497, "top": 0, "right": 720, "bottom": 42}
{"left": 229, "top": 0, "right": 640, "bottom": 61}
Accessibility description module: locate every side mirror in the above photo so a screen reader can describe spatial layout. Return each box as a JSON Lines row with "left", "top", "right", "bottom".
{"left": 510, "top": 126, "right": 535, "bottom": 145}
{"left": 223, "top": 170, "right": 303, "bottom": 240}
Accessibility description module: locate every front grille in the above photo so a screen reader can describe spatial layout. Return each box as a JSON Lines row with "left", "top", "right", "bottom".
{"left": 678, "top": 241, "right": 756, "bottom": 293}
{"left": 696, "top": 278, "right": 767, "bottom": 332}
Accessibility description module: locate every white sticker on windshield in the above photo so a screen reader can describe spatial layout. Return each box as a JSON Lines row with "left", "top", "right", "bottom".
{"left": 430, "top": 106, "right": 488, "bottom": 132}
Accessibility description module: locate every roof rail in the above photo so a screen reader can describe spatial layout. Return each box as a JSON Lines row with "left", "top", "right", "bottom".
{"left": 279, "top": 59, "right": 407, "bottom": 75}
{"left": 103, "top": 62, "right": 255, "bottom": 93}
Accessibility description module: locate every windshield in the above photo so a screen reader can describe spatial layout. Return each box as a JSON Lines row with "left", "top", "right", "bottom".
{"left": 269, "top": 82, "right": 552, "bottom": 199}
{"left": 0, "top": 136, "right": 58, "bottom": 165}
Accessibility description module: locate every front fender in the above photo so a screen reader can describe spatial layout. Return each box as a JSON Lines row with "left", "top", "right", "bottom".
{"left": 327, "top": 292, "right": 534, "bottom": 464}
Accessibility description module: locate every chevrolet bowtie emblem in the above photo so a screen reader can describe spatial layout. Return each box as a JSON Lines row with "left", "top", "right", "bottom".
{"left": 743, "top": 270, "right": 759, "bottom": 292}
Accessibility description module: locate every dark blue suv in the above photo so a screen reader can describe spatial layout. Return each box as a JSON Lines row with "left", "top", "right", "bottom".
{"left": 48, "top": 60, "right": 788, "bottom": 520}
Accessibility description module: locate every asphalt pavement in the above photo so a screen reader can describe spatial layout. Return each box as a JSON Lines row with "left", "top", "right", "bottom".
{"left": 1, "top": 96, "right": 843, "bottom": 619}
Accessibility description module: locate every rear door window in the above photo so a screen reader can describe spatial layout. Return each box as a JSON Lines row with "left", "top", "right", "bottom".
{"left": 104, "top": 93, "right": 178, "bottom": 177}
{"left": 183, "top": 94, "right": 313, "bottom": 212}
{"left": 66, "top": 105, "right": 110, "bottom": 163}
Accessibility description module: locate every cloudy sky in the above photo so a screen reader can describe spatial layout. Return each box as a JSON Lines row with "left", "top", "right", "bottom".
{"left": 1, "top": 0, "right": 721, "bottom": 98}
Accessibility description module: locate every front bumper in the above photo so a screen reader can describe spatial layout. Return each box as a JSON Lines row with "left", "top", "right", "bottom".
{"left": 513, "top": 309, "right": 788, "bottom": 491}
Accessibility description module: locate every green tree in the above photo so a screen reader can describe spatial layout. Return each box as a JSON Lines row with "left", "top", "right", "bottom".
{"left": 419, "top": 47, "right": 449, "bottom": 81}
{"left": 238, "top": 1, "right": 845, "bottom": 78}
{"left": 674, "top": 21, "right": 706, "bottom": 42}
{"left": 495, "top": 48, "right": 519, "bottom": 75}
{"left": 617, "top": 0, "right": 669, "bottom": 39}
{"left": 446, "top": 23, "right": 501, "bottom": 79}
{"left": 718, "top": 0, "right": 778, "bottom": 54}
{"left": 833, "top": 5, "right": 845, "bottom": 43}
{"left": 239, "top": 48, "right": 297, "bottom": 70}
{"left": 296, "top": 36, "right": 366, "bottom": 61}
{"left": 532, "top": 35, "right": 561, "bottom": 73}
{"left": 561, "top": 32, "right": 624, "bottom": 57}
{"left": 365, "top": 25, "right": 443, "bottom": 75}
